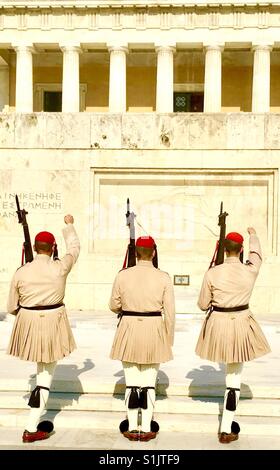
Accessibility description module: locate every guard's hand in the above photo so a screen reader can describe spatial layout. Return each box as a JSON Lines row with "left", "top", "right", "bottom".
{"left": 64, "top": 214, "right": 74, "bottom": 225}
{"left": 247, "top": 227, "right": 256, "bottom": 235}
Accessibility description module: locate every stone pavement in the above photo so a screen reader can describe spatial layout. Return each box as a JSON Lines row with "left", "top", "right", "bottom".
{"left": 0, "top": 310, "right": 279, "bottom": 451}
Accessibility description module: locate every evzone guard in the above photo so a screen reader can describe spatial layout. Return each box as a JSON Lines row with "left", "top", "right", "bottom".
{"left": 195, "top": 203, "right": 271, "bottom": 443}
{"left": 7, "top": 198, "right": 80, "bottom": 443}
{"left": 109, "top": 200, "right": 175, "bottom": 441}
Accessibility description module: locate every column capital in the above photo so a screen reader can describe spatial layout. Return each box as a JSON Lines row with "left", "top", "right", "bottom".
{"left": 203, "top": 43, "right": 224, "bottom": 52}
{"left": 60, "top": 44, "right": 82, "bottom": 53}
{"left": 107, "top": 44, "right": 128, "bottom": 54}
{"left": 12, "top": 43, "right": 35, "bottom": 54}
{"left": 252, "top": 44, "right": 273, "bottom": 52}
{"left": 155, "top": 44, "right": 176, "bottom": 53}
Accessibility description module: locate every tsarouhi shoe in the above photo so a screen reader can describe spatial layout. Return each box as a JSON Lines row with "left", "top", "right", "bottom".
{"left": 123, "top": 430, "right": 139, "bottom": 441}
{"left": 22, "top": 429, "right": 50, "bottom": 443}
{"left": 139, "top": 431, "right": 157, "bottom": 442}
{"left": 120, "top": 419, "right": 159, "bottom": 434}
{"left": 219, "top": 421, "right": 240, "bottom": 444}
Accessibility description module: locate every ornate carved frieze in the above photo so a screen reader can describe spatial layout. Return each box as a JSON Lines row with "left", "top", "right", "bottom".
{"left": 112, "top": 10, "right": 122, "bottom": 29}
{"left": 136, "top": 9, "right": 147, "bottom": 30}
{"left": 88, "top": 10, "right": 98, "bottom": 30}
{"left": 64, "top": 9, "right": 74, "bottom": 30}
{"left": 233, "top": 10, "right": 244, "bottom": 29}
{"left": 184, "top": 9, "right": 196, "bottom": 30}
{"left": 160, "top": 10, "right": 171, "bottom": 30}
{"left": 0, "top": 5, "right": 278, "bottom": 32}
{"left": 41, "top": 10, "right": 50, "bottom": 30}
{"left": 17, "top": 9, "right": 27, "bottom": 30}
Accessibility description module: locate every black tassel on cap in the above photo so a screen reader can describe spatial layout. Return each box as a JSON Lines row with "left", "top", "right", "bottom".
{"left": 152, "top": 245, "right": 158, "bottom": 268}
{"left": 28, "top": 385, "right": 50, "bottom": 408}
{"left": 225, "top": 387, "right": 240, "bottom": 411}
{"left": 127, "top": 387, "right": 139, "bottom": 409}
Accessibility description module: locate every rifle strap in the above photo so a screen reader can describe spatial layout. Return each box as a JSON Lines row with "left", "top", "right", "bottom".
{"left": 209, "top": 240, "right": 219, "bottom": 269}
{"left": 122, "top": 246, "right": 129, "bottom": 269}
{"left": 21, "top": 243, "right": 25, "bottom": 266}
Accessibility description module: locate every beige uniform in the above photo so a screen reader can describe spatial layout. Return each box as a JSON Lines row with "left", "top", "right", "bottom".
{"left": 7, "top": 224, "right": 80, "bottom": 363}
{"left": 195, "top": 234, "right": 271, "bottom": 363}
{"left": 110, "top": 260, "right": 175, "bottom": 364}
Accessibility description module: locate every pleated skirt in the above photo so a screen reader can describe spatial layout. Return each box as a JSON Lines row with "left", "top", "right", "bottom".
{"left": 195, "top": 310, "right": 271, "bottom": 363}
{"left": 110, "top": 316, "right": 173, "bottom": 364}
{"left": 7, "top": 307, "right": 76, "bottom": 363}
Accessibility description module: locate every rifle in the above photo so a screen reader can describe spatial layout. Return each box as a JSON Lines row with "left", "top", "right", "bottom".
{"left": 209, "top": 202, "right": 228, "bottom": 268}
{"left": 123, "top": 198, "right": 136, "bottom": 268}
{"left": 15, "top": 194, "right": 34, "bottom": 264}
{"left": 122, "top": 198, "right": 159, "bottom": 269}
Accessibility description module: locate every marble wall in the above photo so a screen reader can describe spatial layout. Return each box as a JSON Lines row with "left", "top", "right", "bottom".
{"left": 0, "top": 112, "right": 280, "bottom": 315}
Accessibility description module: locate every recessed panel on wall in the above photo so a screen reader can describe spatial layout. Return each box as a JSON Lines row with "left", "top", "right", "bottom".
{"left": 90, "top": 168, "right": 276, "bottom": 259}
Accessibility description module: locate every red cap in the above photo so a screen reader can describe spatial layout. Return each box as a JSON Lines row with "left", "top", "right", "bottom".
{"left": 226, "top": 232, "right": 244, "bottom": 244}
{"left": 136, "top": 236, "right": 155, "bottom": 248}
{"left": 35, "top": 231, "right": 55, "bottom": 245}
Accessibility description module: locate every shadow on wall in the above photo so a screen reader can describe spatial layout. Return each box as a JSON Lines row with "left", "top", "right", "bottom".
{"left": 25, "top": 358, "right": 95, "bottom": 424}
{"left": 186, "top": 363, "right": 253, "bottom": 423}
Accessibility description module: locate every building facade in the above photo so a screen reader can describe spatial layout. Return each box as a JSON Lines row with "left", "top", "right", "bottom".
{"left": 0, "top": 0, "right": 280, "bottom": 314}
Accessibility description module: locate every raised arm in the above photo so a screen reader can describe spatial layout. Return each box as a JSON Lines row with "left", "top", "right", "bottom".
{"left": 247, "top": 227, "right": 262, "bottom": 273}
{"left": 59, "top": 214, "right": 80, "bottom": 275}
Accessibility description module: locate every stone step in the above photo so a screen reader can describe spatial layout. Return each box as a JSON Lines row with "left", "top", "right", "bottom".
{"left": 0, "top": 391, "right": 279, "bottom": 417}
{"left": 0, "top": 378, "right": 279, "bottom": 399}
{"left": 0, "top": 409, "right": 280, "bottom": 436}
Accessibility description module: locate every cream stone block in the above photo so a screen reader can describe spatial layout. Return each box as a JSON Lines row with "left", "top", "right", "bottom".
{"left": 264, "top": 114, "right": 280, "bottom": 149}
{"left": 0, "top": 114, "right": 15, "bottom": 148}
{"left": 227, "top": 114, "right": 265, "bottom": 150}
{"left": 188, "top": 114, "right": 227, "bottom": 149}
{"left": 14, "top": 114, "right": 46, "bottom": 149}
{"left": 45, "top": 113, "right": 91, "bottom": 149}
{"left": 174, "top": 287, "right": 201, "bottom": 314}
{"left": 155, "top": 114, "right": 190, "bottom": 149}
{"left": 90, "top": 114, "right": 122, "bottom": 149}
{"left": 122, "top": 113, "right": 156, "bottom": 149}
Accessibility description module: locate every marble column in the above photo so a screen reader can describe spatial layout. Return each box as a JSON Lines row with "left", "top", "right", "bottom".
{"left": 252, "top": 45, "right": 272, "bottom": 113}
{"left": 13, "top": 44, "right": 34, "bottom": 112}
{"left": 0, "top": 62, "right": 9, "bottom": 112}
{"left": 156, "top": 45, "right": 175, "bottom": 113}
{"left": 108, "top": 45, "right": 128, "bottom": 113}
{"left": 203, "top": 44, "right": 224, "bottom": 112}
{"left": 60, "top": 44, "right": 81, "bottom": 112}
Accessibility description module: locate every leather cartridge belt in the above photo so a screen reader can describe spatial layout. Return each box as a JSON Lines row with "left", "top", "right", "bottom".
{"left": 19, "top": 303, "right": 64, "bottom": 311}
{"left": 121, "top": 310, "right": 162, "bottom": 317}
{"left": 212, "top": 304, "right": 249, "bottom": 312}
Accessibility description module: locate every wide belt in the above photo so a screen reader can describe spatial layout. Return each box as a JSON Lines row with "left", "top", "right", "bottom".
{"left": 212, "top": 304, "right": 249, "bottom": 312}
{"left": 121, "top": 311, "right": 162, "bottom": 317}
{"left": 19, "top": 303, "right": 64, "bottom": 311}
